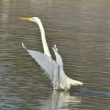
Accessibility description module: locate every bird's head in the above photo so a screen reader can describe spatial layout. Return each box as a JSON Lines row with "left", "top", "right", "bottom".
{"left": 20, "top": 17, "right": 41, "bottom": 23}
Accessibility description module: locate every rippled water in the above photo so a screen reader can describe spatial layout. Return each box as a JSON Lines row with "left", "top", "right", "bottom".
{"left": 0, "top": 0, "right": 110, "bottom": 110}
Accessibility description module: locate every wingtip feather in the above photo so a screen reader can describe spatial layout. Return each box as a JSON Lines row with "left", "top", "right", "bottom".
{"left": 22, "top": 42, "right": 26, "bottom": 49}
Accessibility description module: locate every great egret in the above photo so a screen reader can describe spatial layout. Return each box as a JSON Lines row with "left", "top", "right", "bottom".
{"left": 21, "top": 17, "right": 83, "bottom": 90}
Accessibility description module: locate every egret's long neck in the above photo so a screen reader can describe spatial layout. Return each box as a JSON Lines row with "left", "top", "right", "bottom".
{"left": 36, "top": 20, "right": 51, "bottom": 57}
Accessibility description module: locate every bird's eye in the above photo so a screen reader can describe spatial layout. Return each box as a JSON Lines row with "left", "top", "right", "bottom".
{"left": 32, "top": 18, "right": 34, "bottom": 20}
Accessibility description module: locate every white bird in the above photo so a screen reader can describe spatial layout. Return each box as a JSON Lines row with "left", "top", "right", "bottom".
{"left": 21, "top": 17, "right": 83, "bottom": 90}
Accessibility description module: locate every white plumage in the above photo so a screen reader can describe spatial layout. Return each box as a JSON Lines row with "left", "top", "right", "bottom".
{"left": 21, "top": 17, "right": 83, "bottom": 90}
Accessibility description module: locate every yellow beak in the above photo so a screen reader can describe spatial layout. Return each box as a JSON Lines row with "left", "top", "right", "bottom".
{"left": 20, "top": 17, "right": 32, "bottom": 21}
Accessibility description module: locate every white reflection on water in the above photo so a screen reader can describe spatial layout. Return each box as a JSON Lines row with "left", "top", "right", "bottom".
{"left": 39, "top": 91, "right": 81, "bottom": 110}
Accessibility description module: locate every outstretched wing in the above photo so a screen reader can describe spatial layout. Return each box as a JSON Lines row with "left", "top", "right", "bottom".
{"left": 22, "top": 42, "right": 59, "bottom": 84}
{"left": 52, "top": 44, "right": 64, "bottom": 70}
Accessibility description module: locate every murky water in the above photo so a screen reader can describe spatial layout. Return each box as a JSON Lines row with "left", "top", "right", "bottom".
{"left": 0, "top": 0, "right": 110, "bottom": 110}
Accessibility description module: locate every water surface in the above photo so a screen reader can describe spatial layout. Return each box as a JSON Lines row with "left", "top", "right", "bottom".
{"left": 0, "top": 0, "right": 110, "bottom": 110}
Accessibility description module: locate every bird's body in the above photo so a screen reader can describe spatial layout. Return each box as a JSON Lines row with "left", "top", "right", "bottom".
{"left": 21, "top": 17, "right": 83, "bottom": 90}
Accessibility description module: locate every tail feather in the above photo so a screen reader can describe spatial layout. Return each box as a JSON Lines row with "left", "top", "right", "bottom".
{"left": 68, "top": 77, "right": 83, "bottom": 86}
